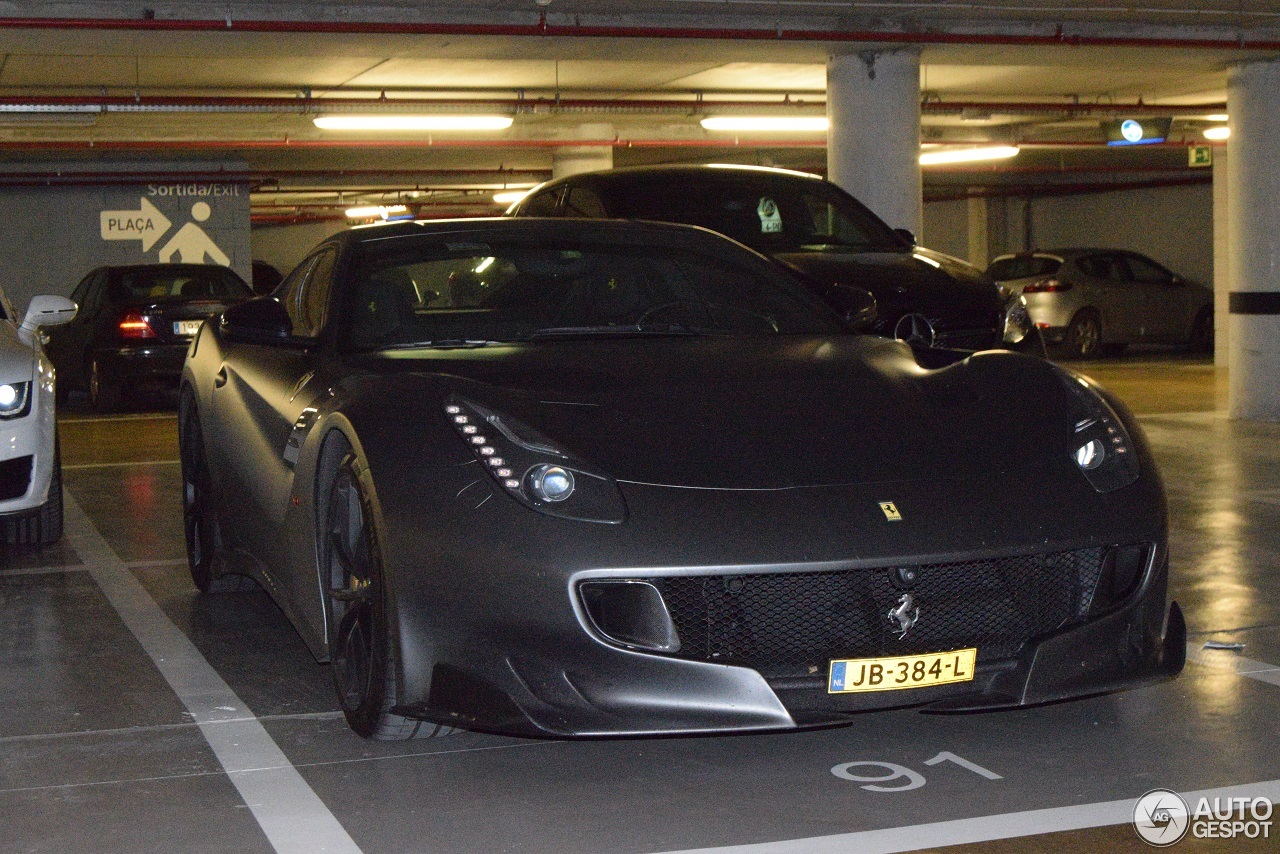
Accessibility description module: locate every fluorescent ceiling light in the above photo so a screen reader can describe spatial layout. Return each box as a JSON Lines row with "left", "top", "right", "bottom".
{"left": 1206, "top": 114, "right": 1229, "bottom": 122}
{"left": 919, "top": 145, "right": 1020, "bottom": 165}
{"left": 493, "top": 190, "right": 529, "bottom": 205}
{"left": 345, "top": 204, "right": 409, "bottom": 219}
{"left": 315, "top": 115, "right": 513, "bottom": 131}
{"left": 1203, "top": 126, "right": 1230, "bottom": 141}
{"left": 700, "top": 116, "right": 829, "bottom": 132}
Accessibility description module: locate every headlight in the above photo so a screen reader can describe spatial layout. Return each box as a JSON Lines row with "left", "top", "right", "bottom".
{"left": 1058, "top": 371, "right": 1139, "bottom": 492}
{"left": 1003, "top": 295, "right": 1033, "bottom": 344}
{"left": 0, "top": 382, "right": 31, "bottom": 419}
{"left": 445, "top": 396, "right": 627, "bottom": 523}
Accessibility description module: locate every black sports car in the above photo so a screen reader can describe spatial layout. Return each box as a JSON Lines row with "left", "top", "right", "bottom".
{"left": 180, "top": 217, "right": 1183, "bottom": 740}
{"left": 507, "top": 164, "right": 1041, "bottom": 354}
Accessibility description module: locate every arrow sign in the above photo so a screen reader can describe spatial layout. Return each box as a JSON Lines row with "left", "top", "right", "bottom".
{"left": 100, "top": 198, "right": 172, "bottom": 251}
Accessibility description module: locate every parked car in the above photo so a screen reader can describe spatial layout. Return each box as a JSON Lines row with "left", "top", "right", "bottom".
{"left": 986, "top": 249, "right": 1213, "bottom": 358}
{"left": 180, "top": 217, "right": 1182, "bottom": 740}
{"left": 46, "top": 263, "right": 253, "bottom": 411}
{"left": 0, "top": 288, "right": 77, "bottom": 545}
{"left": 507, "top": 164, "right": 1040, "bottom": 354}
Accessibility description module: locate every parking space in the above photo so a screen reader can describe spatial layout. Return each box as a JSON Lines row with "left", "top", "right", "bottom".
{"left": 3, "top": 354, "right": 1278, "bottom": 853}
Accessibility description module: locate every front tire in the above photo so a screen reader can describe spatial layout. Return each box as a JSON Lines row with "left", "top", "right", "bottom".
{"left": 4, "top": 444, "right": 63, "bottom": 547}
{"left": 323, "top": 452, "right": 457, "bottom": 740}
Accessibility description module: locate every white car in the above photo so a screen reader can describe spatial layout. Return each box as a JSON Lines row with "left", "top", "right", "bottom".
{"left": 0, "top": 290, "right": 77, "bottom": 546}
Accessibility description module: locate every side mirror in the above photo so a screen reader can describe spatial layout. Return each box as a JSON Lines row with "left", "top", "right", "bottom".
{"left": 220, "top": 297, "right": 295, "bottom": 342}
{"left": 21, "top": 295, "right": 77, "bottom": 331}
{"left": 828, "top": 285, "right": 878, "bottom": 332}
{"left": 892, "top": 228, "right": 917, "bottom": 247}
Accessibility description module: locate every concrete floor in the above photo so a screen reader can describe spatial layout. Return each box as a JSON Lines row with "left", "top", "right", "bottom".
{"left": 2, "top": 351, "right": 1278, "bottom": 853}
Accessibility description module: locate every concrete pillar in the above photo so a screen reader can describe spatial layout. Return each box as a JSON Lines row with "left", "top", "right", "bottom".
{"left": 552, "top": 123, "right": 614, "bottom": 179}
{"left": 1227, "top": 61, "right": 1280, "bottom": 420}
{"left": 967, "top": 192, "right": 989, "bottom": 270}
{"left": 1213, "top": 146, "right": 1230, "bottom": 368}
{"left": 827, "top": 49, "right": 922, "bottom": 237}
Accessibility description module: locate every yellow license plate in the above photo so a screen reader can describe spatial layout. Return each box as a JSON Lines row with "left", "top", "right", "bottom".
{"left": 827, "top": 648, "right": 977, "bottom": 693}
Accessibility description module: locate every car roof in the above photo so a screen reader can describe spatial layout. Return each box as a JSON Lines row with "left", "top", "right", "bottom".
{"left": 339, "top": 215, "right": 774, "bottom": 256}
{"left": 551, "top": 163, "right": 825, "bottom": 184}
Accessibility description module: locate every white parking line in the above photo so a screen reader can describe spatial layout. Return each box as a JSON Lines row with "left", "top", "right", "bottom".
{"left": 63, "top": 460, "right": 180, "bottom": 470}
{"left": 0, "top": 565, "right": 87, "bottom": 577}
{"left": 655, "top": 780, "right": 1280, "bottom": 854}
{"left": 58, "top": 414, "right": 176, "bottom": 423}
{"left": 63, "top": 495, "right": 363, "bottom": 854}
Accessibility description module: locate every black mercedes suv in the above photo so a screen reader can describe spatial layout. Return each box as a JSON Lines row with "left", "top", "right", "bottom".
{"left": 508, "top": 164, "right": 1037, "bottom": 353}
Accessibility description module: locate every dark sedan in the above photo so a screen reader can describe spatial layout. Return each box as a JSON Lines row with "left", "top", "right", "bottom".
{"left": 47, "top": 263, "right": 253, "bottom": 411}
{"left": 180, "top": 217, "right": 1182, "bottom": 740}
{"left": 507, "top": 164, "right": 1040, "bottom": 354}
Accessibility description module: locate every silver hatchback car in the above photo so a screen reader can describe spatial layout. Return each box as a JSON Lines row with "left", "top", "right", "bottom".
{"left": 986, "top": 249, "right": 1213, "bottom": 358}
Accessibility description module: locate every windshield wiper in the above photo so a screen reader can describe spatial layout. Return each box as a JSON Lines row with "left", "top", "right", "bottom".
{"left": 371, "top": 339, "right": 503, "bottom": 351}
{"left": 525, "top": 325, "right": 700, "bottom": 340}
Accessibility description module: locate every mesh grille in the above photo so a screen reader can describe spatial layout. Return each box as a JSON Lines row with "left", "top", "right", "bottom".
{"left": 650, "top": 548, "right": 1105, "bottom": 679}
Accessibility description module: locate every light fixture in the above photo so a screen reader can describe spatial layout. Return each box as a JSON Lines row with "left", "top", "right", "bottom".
{"left": 918, "top": 145, "right": 1020, "bottom": 165}
{"left": 493, "top": 190, "right": 529, "bottom": 205}
{"left": 1203, "top": 126, "right": 1230, "bottom": 141}
{"left": 314, "top": 115, "right": 513, "bottom": 131}
{"left": 700, "top": 116, "right": 829, "bottom": 132}
{"left": 344, "top": 204, "right": 409, "bottom": 219}
{"left": 1206, "top": 113, "right": 1229, "bottom": 122}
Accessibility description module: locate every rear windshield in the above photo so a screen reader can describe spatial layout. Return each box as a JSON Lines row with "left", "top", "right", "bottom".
{"left": 115, "top": 267, "right": 252, "bottom": 300}
{"left": 986, "top": 256, "right": 1061, "bottom": 281}
{"left": 599, "top": 175, "right": 903, "bottom": 253}
{"left": 345, "top": 234, "right": 842, "bottom": 350}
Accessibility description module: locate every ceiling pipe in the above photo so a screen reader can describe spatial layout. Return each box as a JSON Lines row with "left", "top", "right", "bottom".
{"left": 926, "top": 175, "right": 1211, "bottom": 203}
{"left": 0, "top": 94, "right": 1227, "bottom": 117}
{"left": 1, "top": 16, "right": 1279, "bottom": 52}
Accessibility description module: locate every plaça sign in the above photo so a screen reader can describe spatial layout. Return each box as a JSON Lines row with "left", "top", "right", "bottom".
{"left": 99, "top": 182, "right": 240, "bottom": 265}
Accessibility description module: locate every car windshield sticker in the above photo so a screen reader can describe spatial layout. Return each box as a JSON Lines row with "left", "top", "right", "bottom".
{"left": 757, "top": 197, "right": 782, "bottom": 233}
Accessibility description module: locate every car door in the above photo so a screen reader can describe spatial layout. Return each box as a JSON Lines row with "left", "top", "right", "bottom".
{"left": 207, "top": 248, "right": 337, "bottom": 580}
{"left": 1078, "top": 253, "right": 1139, "bottom": 341}
{"left": 1119, "top": 253, "right": 1184, "bottom": 342}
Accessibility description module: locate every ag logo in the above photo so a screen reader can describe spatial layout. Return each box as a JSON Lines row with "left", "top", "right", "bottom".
{"left": 879, "top": 501, "right": 902, "bottom": 522}
{"left": 1133, "top": 788, "right": 1190, "bottom": 846}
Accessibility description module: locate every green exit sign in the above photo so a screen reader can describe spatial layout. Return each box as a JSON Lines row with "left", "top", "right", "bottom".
{"left": 1189, "top": 146, "right": 1213, "bottom": 167}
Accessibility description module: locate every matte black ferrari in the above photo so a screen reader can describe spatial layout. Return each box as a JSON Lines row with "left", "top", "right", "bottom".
{"left": 179, "top": 217, "right": 1183, "bottom": 740}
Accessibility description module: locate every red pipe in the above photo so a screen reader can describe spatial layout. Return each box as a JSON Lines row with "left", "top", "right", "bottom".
{"left": 0, "top": 94, "right": 1226, "bottom": 116}
{"left": 0, "top": 16, "right": 1277, "bottom": 52}
{"left": 0, "top": 138, "right": 827, "bottom": 151}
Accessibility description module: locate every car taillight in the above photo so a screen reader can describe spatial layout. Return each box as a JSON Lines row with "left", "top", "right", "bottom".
{"left": 1022, "top": 278, "right": 1072, "bottom": 294}
{"left": 119, "top": 311, "right": 157, "bottom": 339}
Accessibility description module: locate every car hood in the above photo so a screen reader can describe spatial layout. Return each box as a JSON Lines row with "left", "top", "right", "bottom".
{"left": 773, "top": 247, "right": 1003, "bottom": 333}
{"left": 0, "top": 321, "right": 34, "bottom": 385}
{"left": 374, "top": 335, "right": 1076, "bottom": 491}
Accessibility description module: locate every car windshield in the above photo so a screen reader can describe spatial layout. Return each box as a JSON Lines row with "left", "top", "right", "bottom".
{"left": 116, "top": 267, "right": 253, "bottom": 301}
{"left": 344, "top": 236, "right": 843, "bottom": 350}
{"left": 602, "top": 175, "right": 903, "bottom": 253}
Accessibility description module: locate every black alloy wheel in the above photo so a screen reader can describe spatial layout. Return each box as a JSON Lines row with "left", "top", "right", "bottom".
{"left": 1064, "top": 312, "right": 1102, "bottom": 359}
{"left": 179, "top": 399, "right": 240, "bottom": 592}
{"left": 323, "top": 452, "right": 456, "bottom": 740}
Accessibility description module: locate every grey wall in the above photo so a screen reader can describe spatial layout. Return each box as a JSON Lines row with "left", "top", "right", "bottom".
{"left": 923, "top": 182, "right": 1214, "bottom": 284}
{"left": 251, "top": 220, "right": 350, "bottom": 281}
{"left": 0, "top": 163, "right": 251, "bottom": 314}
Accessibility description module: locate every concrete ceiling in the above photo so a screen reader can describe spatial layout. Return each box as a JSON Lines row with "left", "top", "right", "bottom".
{"left": 0, "top": 2, "right": 1272, "bottom": 219}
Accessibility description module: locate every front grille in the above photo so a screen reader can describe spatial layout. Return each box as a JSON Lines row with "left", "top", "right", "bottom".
{"left": 651, "top": 548, "right": 1105, "bottom": 679}
{"left": 0, "top": 455, "right": 32, "bottom": 501}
